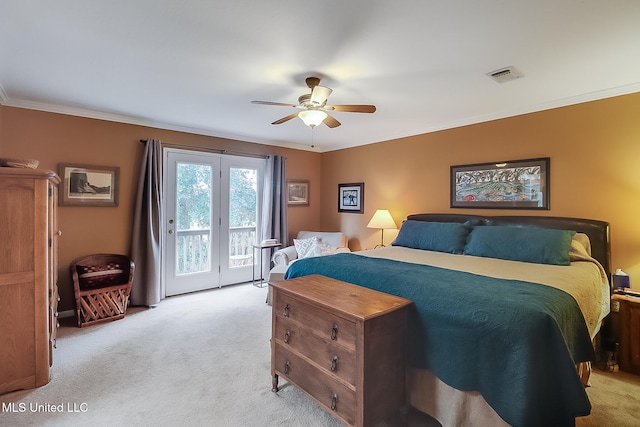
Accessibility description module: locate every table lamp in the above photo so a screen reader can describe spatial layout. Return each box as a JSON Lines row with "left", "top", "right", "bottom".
{"left": 367, "top": 209, "right": 397, "bottom": 248}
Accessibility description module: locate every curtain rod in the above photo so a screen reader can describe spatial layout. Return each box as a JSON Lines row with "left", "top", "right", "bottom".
{"left": 138, "top": 139, "right": 270, "bottom": 159}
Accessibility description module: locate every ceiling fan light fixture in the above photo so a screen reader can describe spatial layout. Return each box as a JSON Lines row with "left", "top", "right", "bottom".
{"left": 298, "top": 110, "right": 327, "bottom": 128}
{"left": 310, "top": 85, "right": 333, "bottom": 105}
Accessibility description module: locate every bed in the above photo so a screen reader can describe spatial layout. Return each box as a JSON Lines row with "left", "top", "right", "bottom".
{"left": 283, "top": 214, "right": 611, "bottom": 427}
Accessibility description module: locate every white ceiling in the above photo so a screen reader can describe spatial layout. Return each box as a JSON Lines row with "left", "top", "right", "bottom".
{"left": 1, "top": 1, "right": 639, "bottom": 152}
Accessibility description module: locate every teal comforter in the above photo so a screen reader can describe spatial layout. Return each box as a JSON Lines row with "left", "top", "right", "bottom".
{"left": 285, "top": 253, "right": 594, "bottom": 427}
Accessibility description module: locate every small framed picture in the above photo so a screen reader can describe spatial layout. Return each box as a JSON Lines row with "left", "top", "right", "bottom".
{"left": 58, "top": 163, "right": 120, "bottom": 207}
{"left": 287, "top": 180, "right": 310, "bottom": 206}
{"left": 338, "top": 182, "right": 364, "bottom": 213}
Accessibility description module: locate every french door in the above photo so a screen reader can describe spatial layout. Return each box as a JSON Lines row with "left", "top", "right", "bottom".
{"left": 163, "top": 148, "right": 264, "bottom": 296}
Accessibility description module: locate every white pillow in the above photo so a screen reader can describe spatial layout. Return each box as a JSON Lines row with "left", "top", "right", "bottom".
{"left": 307, "top": 241, "right": 334, "bottom": 258}
{"left": 293, "top": 237, "right": 319, "bottom": 259}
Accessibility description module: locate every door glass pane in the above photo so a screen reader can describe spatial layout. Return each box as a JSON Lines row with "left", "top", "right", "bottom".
{"left": 228, "top": 167, "right": 257, "bottom": 268}
{"left": 176, "top": 163, "right": 212, "bottom": 275}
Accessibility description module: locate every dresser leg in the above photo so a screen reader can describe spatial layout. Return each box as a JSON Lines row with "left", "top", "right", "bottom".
{"left": 272, "top": 374, "right": 279, "bottom": 392}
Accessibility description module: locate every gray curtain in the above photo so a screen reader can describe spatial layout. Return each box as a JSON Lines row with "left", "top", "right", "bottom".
{"left": 130, "top": 138, "right": 163, "bottom": 306}
{"left": 261, "top": 155, "right": 287, "bottom": 277}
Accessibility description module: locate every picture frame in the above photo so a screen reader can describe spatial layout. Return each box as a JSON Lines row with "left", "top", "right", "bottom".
{"left": 338, "top": 182, "right": 364, "bottom": 213}
{"left": 287, "top": 180, "right": 310, "bottom": 206}
{"left": 450, "top": 157, "right": 550, "bottom": 210}
{"left": 58, "top": 163, "right": 120, "bottom": 207}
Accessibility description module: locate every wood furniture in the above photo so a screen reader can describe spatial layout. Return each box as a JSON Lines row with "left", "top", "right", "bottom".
{"left": 70, "top": 253, "right": 134, "bottom": 327}
{"left": 270, "top": 274, "right": 412, "bottom": 427}
{"left": 611, "top": 293, "right": 640, "bottom": 374}
{"left": 0, "top": 168, "right": 60, "bottom": 394}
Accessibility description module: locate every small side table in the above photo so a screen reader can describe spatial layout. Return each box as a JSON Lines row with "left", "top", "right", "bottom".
{"left": 252, "top": 243, "right": 281, "bottom": 287}
{"left": 611, "top": 292, "right": 640, "bottom": 374}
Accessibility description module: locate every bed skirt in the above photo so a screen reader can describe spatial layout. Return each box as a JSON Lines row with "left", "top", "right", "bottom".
{"left": 409, "top": 362, "right": 592, "bottom": 426}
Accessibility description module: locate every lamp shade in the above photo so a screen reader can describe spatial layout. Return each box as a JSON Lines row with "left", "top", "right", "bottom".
{"left": 367, "top": 209, "right": 397, "bottom": 230}
{"left": 298, "top": 109, "right": 327, "bottom": 128}
{"left": 310, "top": 85, "right": 333, "bottom": 105}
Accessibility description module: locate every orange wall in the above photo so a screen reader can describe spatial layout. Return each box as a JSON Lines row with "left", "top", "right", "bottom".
{"left": 320, "top": 92, "right": 640, "bottom": 288}
{"left": 1, "top": 91, "right": 639, "bottom": 312}
{"left": 0, "top": 106, "right": 321, "bottom": 311}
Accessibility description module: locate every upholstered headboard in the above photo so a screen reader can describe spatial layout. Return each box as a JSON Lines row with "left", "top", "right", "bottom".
{"left": 406, "top": 213, "right": 611, "bottom": 282}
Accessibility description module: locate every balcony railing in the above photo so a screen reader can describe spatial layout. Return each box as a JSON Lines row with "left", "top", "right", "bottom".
{"left": 176, "top": 229, "right": 210, "bottom": 275}
{"left": 229, "top": 226, "right": 256, "bottom": 267}
{"left": 176, "top": 226, "right": 256, "bottom": 274}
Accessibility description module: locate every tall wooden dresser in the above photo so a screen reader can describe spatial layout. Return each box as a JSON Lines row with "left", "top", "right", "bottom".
{"left": 270, "top": 275, "right": 412, "bottom": 427}
{"left": 0, "top": 168, "right": 60, "bottom": 394}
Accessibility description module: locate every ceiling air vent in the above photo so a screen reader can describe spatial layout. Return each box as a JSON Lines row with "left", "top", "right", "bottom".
{"left": 487, "top": 66, "right": 523, "bottom": 83}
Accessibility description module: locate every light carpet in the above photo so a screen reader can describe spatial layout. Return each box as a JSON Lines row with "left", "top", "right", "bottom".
{"left": 1, "top": 283, "right": 639, "bottom": 427}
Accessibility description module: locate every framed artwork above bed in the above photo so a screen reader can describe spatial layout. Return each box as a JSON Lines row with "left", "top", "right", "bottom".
{"left": 450, "top": 157, "right": 550, "bottom": 210}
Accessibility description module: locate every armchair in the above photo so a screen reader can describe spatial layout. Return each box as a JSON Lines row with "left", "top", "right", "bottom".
{"left": 271, "top": 231, "right": 350, "bottom": 268}
{"left": 267, "top": 231, "right": 350, "bottom": 305}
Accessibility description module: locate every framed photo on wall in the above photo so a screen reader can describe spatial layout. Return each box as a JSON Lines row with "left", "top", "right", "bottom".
{"left": 338, "top": 182, "right": 364, "bottom": 213}
{"left": 58, "top": 163, "right": 120, "bottom": 207}
{"left": 450, "top": 157, "right": 550, "bottom": 209}
{"left": 287, "top": 180, "right": 310, "bottom": 206}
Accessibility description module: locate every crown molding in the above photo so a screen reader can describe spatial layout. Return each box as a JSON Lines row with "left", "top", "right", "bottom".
{"left": 1, "top": 82, "right": 638, "bottom": 153}
{"left": 323, "top": 82, "right": 640, "bottom": 152}
{"left": 0, "top": 95, "right": 315, "bottom": 152}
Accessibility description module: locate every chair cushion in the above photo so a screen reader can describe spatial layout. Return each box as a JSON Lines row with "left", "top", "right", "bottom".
{"left": 296, "top": 231, "right": 348, "bottom": 248}
{"left": 77, "top": 265, "right": 126, "bottom": 289}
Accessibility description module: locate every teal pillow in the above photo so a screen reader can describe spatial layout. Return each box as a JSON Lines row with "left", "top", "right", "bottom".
{"left": 391, "top": 220, "right": 470, "bottom": 254}
{"left": 464, "top": 226, "right": 575, "bottom": 265}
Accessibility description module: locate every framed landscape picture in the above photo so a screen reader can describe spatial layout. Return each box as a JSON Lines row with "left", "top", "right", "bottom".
{"left": 450, "top": 157, "right": 549, "bottom": 209}
{"left": 338, "top": 182, "right": 364, "bottom": 213}
{"left": 287, "top": 180, "right": 309, "bottom": 206}
{"left": 58, "top": 163, "right": 120, "bottom": 207}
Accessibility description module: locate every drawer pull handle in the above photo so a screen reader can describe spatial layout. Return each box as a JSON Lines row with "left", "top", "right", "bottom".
{"left": 283, "top": 304, "right": 291, "bottom": 317}
{"left": 284, "top": 361, "right": 290, "bottom": 375}
{"left": 331, "top": 355, "right": 339, "bottom": 372}
{"left": 284, "top": 330, "right": 291, "bottom": 343}
{"left": 331, "top": 323, "right": 338, "bottom": 340}
{"left": 331, "top": 393, "right": 338, "bottom": 411}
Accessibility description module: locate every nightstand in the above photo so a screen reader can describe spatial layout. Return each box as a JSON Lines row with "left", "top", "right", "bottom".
{"left": 611, "top": 293, "right": 640, "bottom": 374}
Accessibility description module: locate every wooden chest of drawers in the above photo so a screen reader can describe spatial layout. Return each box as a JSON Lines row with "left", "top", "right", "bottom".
{"left": 270, "top": 274, "right": 412, "bottom": 427}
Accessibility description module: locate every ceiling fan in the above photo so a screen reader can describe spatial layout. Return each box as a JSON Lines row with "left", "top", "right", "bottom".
{"left": 251, "top": 77, "right": 376, "bottom": 128}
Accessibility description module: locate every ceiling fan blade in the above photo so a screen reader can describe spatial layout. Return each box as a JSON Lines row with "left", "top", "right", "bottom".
{"left": 251, "top": 100, "right": 298, "bottom": 108}
{"left": 323, "top": 114, "right": 341, "bottom": 128}
{"left": 271, "top": 112, "right": 299, "bottom": 125}
{"left": 327, "top": 104, "right": 376, "bottom": 113}
{"left": 310, "top": 85, "right": 333, "bottom": 105}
